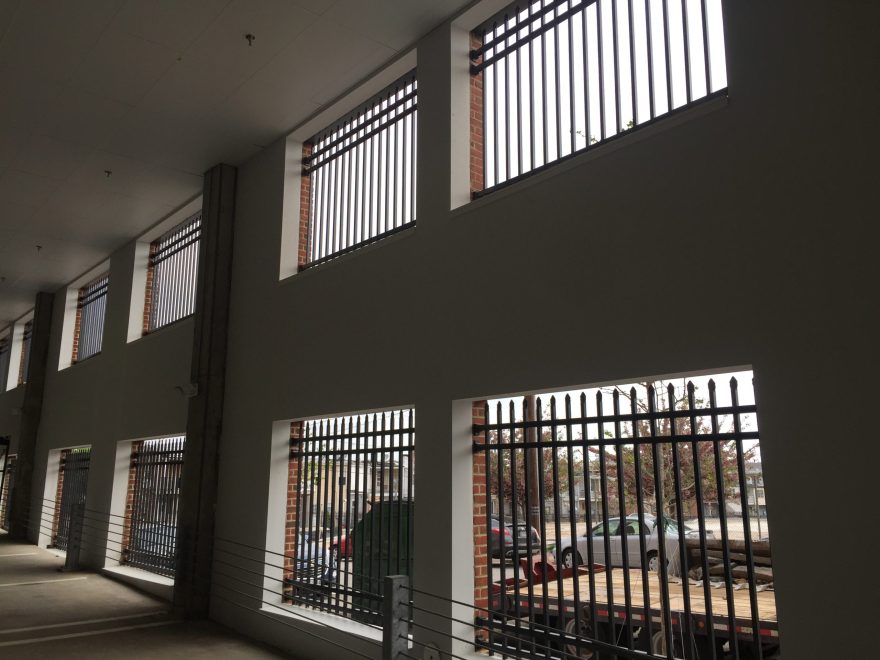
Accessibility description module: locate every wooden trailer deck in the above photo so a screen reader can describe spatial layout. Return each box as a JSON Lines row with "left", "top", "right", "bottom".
{"left": 498, "top": 568, "right": 778, "bottom": 638}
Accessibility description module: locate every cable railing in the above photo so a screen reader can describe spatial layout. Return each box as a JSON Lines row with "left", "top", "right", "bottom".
{"left": 15, "top": 497, "right": 686, "bottom": 659}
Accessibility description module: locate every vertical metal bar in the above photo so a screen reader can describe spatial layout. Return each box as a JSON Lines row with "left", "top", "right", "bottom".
{"left": 647, "top": 385, "right": 675, "bottom": 659}
{"left": 612, "top": 390, "right": 634, "bottom": 649}
{"left": 406, "top": 408, "right": 414, "bottom": 583}
{"left": 580, "top": 393, "right": 598, "bottom": 652}
{"left": 493, "top": 22, "right": 500, "bottom": 186}
{"left": 385, "top": 413, "right": 395, "bottom": 600}
{"left": 668, "top": 383, "right": 694, "bottom": 653}
{"left": 732, "top": 378, "right": 763, "bottom": 660}
{"left": 628, "top": 0, "right": 638, "bottom": 126}
{"left": 495, "top": 401, "right": 507, "bottom": 623}
{"left": 527, "top": 18, "right": 535, "bottom": 173}
{"left": 515, "top": 14, "right": 523, "bottom": 178}
{"left": 508, "top": 399, "right": 523, "bottom": 655}
{"left": 384, "top": 95, "right": 391, "bottom": 237}
{"left": 596, "top": 391, "right": 617, "bottom": 645}
{"left": 519, "top": 398, "right": 536, "bottom": 656}
{"left": 596, "top": 0, "right": 606, "bottom": 140}
{"left": 549, "top": 397, "right": 566, "bottom": 642}
{"left": 540, "top": 12, "right": 549, "bottom": 167}
{"left": 483, "top": 402, "right": 495, "bottom": 655}
{"left": 582, "top": 0, "right": 590, "bottom": 147}
{"left": 645, "top": 0, "right": 656, "bottom": 118}
{"left": 534, "top": 398, "right": 551, "bottom": 646}
{"left": 504, "top": 14, "right": 511, "bottom": 183}
{"left": 567, "top": 0, "right": 575, "bottom": 156}
{"left": 681, "top": 0, "right": 692, "bottom": 103}
{"left": 700, "top": 0, "right": 712, "bottom": 93}
{"left": 611, "top": 0, "right": 622, "bottom": 132}
{"left": 687, "top": 382, "right": 717, "bottom": 659}
{"left": 328, "top": 418, "right": 341, "bottom": 612}
{"left": 563, "top": 394, "right": 581, "bottom": 651}
{"left": 629, "top": 387, "right": 654, "bottom": 643}
{"left": 553, "top": 5, "right": 562, "bottom": 160}
{"left": 662, "top": 0, "right": 673, "bottom": 112}
{"left": 709, "top": 380, "right": 739, "bottom": 659}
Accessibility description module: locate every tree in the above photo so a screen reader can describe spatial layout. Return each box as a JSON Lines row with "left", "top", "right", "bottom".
{"left": 589, "top": 380, "right": 756, "bottom": 520}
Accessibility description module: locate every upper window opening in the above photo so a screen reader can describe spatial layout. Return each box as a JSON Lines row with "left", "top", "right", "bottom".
{"left": 73, "top": 273, "right": 109, "bottom": 363}
{"left": 470, "top": 0, "right": 728, "bottom": 195}
{"left": 18, "top": 320, "right": 33, "bottom": 386}
{"left": 144, "top": 211, "right": 201, "bottom": 333}
{"left": 299, "top": 71, "right": 418, "bottom": 270}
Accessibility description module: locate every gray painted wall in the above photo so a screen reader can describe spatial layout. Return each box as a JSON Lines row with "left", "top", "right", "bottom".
{"left": 0, "top": 0, "right": 874, "bottom": 657}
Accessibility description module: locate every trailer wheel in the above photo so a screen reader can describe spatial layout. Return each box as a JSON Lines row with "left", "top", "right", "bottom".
{"left": 563, "top": 614, "right": 595, "bottom": 659}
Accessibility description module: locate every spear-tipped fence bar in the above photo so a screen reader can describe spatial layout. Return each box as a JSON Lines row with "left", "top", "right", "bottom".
{"left": 471, "top": 0, "right": 727, "bottom": 195}
{"left": 473, "top": 377, "right": 777, "bottom": 659}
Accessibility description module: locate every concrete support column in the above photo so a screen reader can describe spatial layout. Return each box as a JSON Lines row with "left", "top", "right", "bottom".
{"left": 411, "top": 397, "right": 475, "bottom": 658}
{"left": 9, "top": 291, "right": 54, "bottom": 541}
{"left": 174, "top": 163, "right": 237, "bottom": 617}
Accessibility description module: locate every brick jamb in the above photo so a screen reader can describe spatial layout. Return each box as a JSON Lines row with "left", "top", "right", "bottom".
{"left": 142, "top": 243, "right": 157, "bottom": 335}
{"left": 120, "top": 441, "right": 141, "bottom": 562}
{"left": 297, "top": 145, "right": 313, "bottom": 270}
{"left": 473, "top": 400, "right": 490, "bottom": 636}
{"left": 470, "top": 32, "right": 485, "bottom": 196}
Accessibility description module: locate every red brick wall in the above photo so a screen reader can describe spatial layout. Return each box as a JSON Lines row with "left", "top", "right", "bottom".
{"left": 297, "top": 145, "right": 313, "bottom": 270}
{"left": 470, "top": 33, "right": 485, "bottom": 196}
{"left": 286, "top": 422, "right": 304, "bottom": 584}
{"left": 473, "top": 400, "right": 489, "bottom": 632}
{"left": 51, "top": 450, "right": 67, "bottom": 545}
{"left": 120, "top": 441, "right": 141, "bottom": 561}
{"left": 71, "top": 292, "right": 83, "bottom": 363}
{"left": 142, "top": 244, "right": 157, "bottom": 334}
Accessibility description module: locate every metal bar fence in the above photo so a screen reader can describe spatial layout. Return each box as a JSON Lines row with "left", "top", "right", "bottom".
{"left": 473, "top": 376, "right": 779, "bottom": 660}
{"left": 471, "top": 0, "right": 727, "bottom": 195}
{"left": 301, "top": 71, "right": 418, "bottom": 270}
{"left": 123, "top": 436, "right": 185, "bottom": 578}
{"left": 287, "top": 409, "right": 415, "bottom": 625}
{"left": 147, "top": 212, "right": 201, "bottom": 332}
{"left": 0, "top": 454, "right": 15, "bottom": 530}
{"left": 74, "top": 274, "right": 109, "bottom": 362}
{"left": 18, "top": 320, "right": 33, "bottom": 385}
{"left": 52, "top": 447, "right": 91, "bottom": 551}
{"left": 0, "top": 335, "right": 10, "bottom": 386}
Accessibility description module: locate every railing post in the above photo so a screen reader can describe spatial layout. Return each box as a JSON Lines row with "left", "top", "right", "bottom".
{"left": 62, "top": 502, "right": 85, "bottom": 571}
{"left": 383, "top": 575, "right": 409, "bottom": 660}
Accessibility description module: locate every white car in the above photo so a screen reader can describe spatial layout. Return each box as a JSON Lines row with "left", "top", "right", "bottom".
{"left": 552, "top": 514, "right": 713, "bottom": 573}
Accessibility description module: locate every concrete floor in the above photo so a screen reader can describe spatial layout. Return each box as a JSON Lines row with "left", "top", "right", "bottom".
{"left": 0, "top": 534, "right": 288, "bottom": 659}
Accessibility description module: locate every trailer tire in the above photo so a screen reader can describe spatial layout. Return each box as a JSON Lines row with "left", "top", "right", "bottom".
{"left": 563, "top": 615, "right": 595, "bottom": 659}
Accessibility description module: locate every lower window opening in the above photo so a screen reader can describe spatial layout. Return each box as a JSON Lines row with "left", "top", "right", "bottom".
{"left": 473, "top": 370, "right": 780, "bottom": 660}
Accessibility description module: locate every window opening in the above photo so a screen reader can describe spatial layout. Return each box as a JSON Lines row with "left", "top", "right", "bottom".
{"left": 286, "top": 408, "right": 415, "bottom": 624}
{"left": 18, "top": 320, "right": 33, "bottom": 386}
{"left": 50, "top": 448, "right": 91, "bottom": 551}
{"left": 471, "top": 0, "right": 728, "bottom": 195}
{"left": 73, "top": 274, "right": 109, "bottom": 362}
{"left": 473, "top": 371, "right": 779, "bottom": 659}
{"left": 145, "top": 212, "right": 201, "bottom": 333}
{"left": 300, "top": 71, "right": 417, "bottom": 270}
{"left": 122, "top": 437, "right": 184, "bottom": 578}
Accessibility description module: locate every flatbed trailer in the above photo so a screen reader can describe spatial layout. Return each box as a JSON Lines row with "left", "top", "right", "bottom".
{"left": 486, "top": 565, "right": 779, "bottom": 659}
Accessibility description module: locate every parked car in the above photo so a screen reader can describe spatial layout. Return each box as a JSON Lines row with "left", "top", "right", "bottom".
{"left": 330, "top": 531, "right": 353, "bottom": 560}
{"left": 287, "top": 532, "right": 336, "bottom": 600}
{"left": 551, "top": 514, "right": 714, "bottom": 573}
{"left": 489, "top": 516, "right": 541, "bottom": 559}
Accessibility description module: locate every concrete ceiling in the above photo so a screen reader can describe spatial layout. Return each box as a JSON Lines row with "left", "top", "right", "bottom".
{"left": 0, "top": 0, "right": 472, "bottom": 325}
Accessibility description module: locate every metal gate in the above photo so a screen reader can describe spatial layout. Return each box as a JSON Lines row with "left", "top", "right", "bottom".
{"left": 53, "top": 448, "right": 91, "bottom": 550}
{"left": 124, "top": 436, "right": 184, "bottom": 578}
